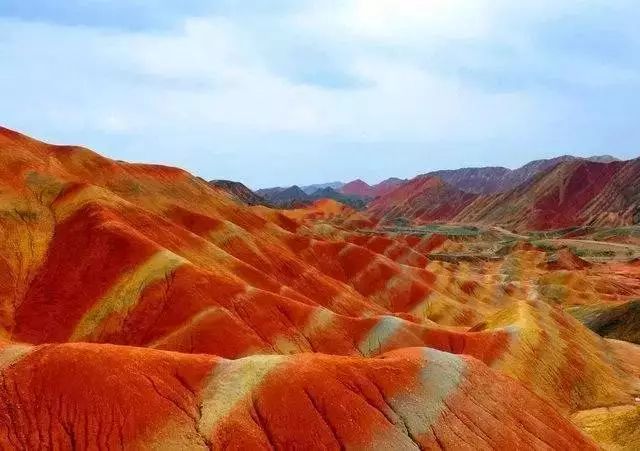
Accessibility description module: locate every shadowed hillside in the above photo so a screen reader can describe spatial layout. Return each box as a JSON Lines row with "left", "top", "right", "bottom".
{"left": 209, "top": 179, "right": 270, "bottom": 206}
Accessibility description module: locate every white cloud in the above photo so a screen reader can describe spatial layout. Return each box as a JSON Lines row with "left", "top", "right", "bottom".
{"left": 1, "top": 12, "right": 540, "bottom": 140}
{"left": 339, "top": 0, "right": 493, "bottom": 41}
{"left": 0, "top": 0, "right": 639, "bottom": 186}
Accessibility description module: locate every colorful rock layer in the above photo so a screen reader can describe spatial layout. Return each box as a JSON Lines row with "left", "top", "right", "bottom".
{"left": 0, "top": 127, "right": 639, "bottom": 449}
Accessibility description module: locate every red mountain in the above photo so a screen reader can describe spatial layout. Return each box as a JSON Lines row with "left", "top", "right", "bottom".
{"left": 455, "top": 158, "right": 640, "bottom": 230}
{"left": 340, "top": 178, "right": 373, "bottom": 196}
{"left": 340, "top": 177, "right": 407, "bottom": 198}
{"left": 423, "top": 155, "right": 621, "bottom": 194}
{"left": 367, "top": 176, "right": 478, "bottom": 224}
{"left": 370, "top": 177, "right": 407, "bottom": 197}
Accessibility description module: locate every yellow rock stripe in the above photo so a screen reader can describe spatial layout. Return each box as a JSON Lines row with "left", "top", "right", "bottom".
{"left": 0, "top": 343, "right": 33, "bottom": 371}
{"left": 198, "top": 355, "right": 286, "bottom": 437}
{"left": 69, "top": 249, "right": 186, "bottom": 341}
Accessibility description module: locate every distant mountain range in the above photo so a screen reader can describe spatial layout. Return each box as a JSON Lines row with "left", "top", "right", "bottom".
{"left": 254, "top": 185, "right": 311, "bottom": 209}
{"left": 340, "top": 178, "right": 406, "bottom": 198}
{"left": 256, "top": 185, "right": 367, "bottom": 209}
{"left": 300, "top": 181, "right": 344, "bottom": 195}
{"left": 454, "top": 157, "right": 640, "bottom": 230}
{"left": 257, "top": 181, "right": 345, "bottom": 197}
{"left": 309, "top": 187, "right": 368, "bottom": 209}
{"left": 420, "top": 155, "right": 621, "bottom": 194}
{"left": 215, "top": 154, "right": 638, "bottom": 231}
{"left": 256, "top": 155, "right": 619, "bottom": 199}
{"left": 369, "top": 156, "right": 639, "bottom": 230}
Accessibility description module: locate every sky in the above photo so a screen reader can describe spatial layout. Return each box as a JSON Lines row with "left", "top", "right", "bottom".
{"left": 1, "top": 1, "right": 639, "bottom": 189}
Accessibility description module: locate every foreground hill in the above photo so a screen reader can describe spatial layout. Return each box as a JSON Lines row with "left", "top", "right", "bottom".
{"left": 0, "top": 126, "right": 639, "bottom": 449}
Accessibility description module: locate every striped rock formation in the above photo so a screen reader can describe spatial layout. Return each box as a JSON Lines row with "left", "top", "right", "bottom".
{"left": 454, "top": 158, "right": 640, "bottom": 230}
{"left": 364, "top": 157, "right": 640, "bottom": 231}
{"left": 0, "top": 127, "right": 639, "bottom": 449}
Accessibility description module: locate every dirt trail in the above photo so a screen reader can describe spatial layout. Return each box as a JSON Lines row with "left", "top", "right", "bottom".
{"left": 549, "top": 238, "right": 640, "bottom": 251}
{"left": 490, "top": 226, "right": 529, "bottom": 240}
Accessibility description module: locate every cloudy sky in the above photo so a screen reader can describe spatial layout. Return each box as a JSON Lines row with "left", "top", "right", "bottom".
{"left": 1, "top": 1, "right": 639, "bottom": 188}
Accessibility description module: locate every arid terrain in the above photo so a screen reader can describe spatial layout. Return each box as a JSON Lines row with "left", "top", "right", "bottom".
{"left": 1, "top": 127, "right": 639, "bottom": 449}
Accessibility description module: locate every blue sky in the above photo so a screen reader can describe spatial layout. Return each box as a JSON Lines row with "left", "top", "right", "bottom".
{"left": 1, "top": 1, "right": 639, "bottom": 188}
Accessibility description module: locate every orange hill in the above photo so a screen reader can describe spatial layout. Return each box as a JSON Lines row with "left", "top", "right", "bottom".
{"left": 0, "top": 126, "right": 639, "bottom": 449}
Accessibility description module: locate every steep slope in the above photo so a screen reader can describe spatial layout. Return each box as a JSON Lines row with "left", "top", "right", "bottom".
{"left": 367, "top": 176, "right": 478, "bottom": 224}
{"left": 209, "top": 179, "right": 270, "bottom": 206}
{"left": 568, "top": 300, "right": 640, "bottom": 344}
{"left": 500, "top": 155, "right": 586, "bottom": 192}
{"left": 455, "top": 159, "right": 640, "bottom": 230}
